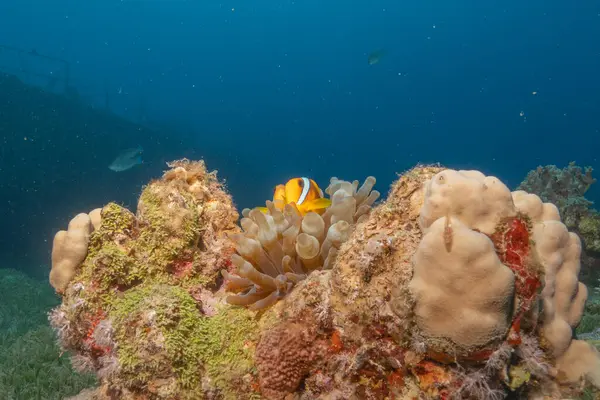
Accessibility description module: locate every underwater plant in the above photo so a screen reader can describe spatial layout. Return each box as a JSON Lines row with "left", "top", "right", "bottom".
{"left": 0, "top": 269, "right": 96, "bottom": 399}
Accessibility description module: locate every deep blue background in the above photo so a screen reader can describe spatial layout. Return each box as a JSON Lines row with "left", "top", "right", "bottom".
{"left": 1, "top": 0, "right": 599, "bottom": 272}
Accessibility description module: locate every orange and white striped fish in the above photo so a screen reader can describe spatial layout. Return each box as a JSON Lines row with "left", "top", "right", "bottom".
{"left": 258, "top": 177, "right": 332, "bottom": 215}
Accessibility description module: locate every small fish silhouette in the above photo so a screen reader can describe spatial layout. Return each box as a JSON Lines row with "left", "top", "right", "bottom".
{"left": 108, "top": 146, "right": 143, "bottom": 172}
{"left": 368, "top": 49, "right": 387, "bottom": 65}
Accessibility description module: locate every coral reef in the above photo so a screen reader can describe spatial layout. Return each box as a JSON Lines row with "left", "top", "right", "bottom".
{"left": 51, "top": 162, "right": 600, "bottom": 400}
{"left": 518, "top": 162, "right": 600, "bottom": 255}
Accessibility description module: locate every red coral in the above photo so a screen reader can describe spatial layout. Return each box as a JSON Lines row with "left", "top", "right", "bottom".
{"left": 84, "top": 310, "right": 111, "bottom": 357}
{"left": 491, "top": 216, "right": 541, "bottom": 320}
{"left": 507, "top": 316, "right": 522, "bottom": 346}
{"left": 170, "top": 257, "right": 194, "bottom": 279}
{"left": 387, "top": 369, "right": 405, "bottom": 393}
{"left": 221, "top": 246, "right": 236, "bottom": 272}
{"left": 329, "top": 330, "right": 343, "bottom": 353}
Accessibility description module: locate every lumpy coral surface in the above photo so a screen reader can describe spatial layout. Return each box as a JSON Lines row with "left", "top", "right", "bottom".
{"left": 50, "top": 162, "right": 600, "bottom": 400}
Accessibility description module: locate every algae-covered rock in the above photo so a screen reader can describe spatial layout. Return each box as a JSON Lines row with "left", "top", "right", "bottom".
{"left": 580, "top": 212, "right": 600, "bottom": 254}
{"left": 49, "top": 160, "right": 253, "bottom": 399}
{"left": 109, "top": 283, "right": 261, "bottom": 398}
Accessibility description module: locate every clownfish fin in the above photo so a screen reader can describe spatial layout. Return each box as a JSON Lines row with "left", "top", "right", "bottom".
{"left": 302, "top": 198, "right": 332, "bottom": 211}
{"left": 255, "top": 207, "right": 269, "bottom": 214}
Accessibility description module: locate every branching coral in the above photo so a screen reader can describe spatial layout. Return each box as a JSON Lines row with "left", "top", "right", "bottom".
{"left": 222, "top": 176, "right": 379, "bottom": 310}
{"left": 517, "top": 162, "right": 596, "bottom": 228}
{"left": 580, "top": 211, "right": 600, "bottom": 253}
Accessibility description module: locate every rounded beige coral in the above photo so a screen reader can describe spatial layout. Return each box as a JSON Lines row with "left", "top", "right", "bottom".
{"left": 410, "top": 216, "right": 516, "bottom": 350}
{"left": 411, "top": 170, "right": 519, "bottom": 353}
{"left": 410, "top": 169, "right": 600, "bottom": 383}
{"left": 419, "top": 169, "right": 517, "bottom": 235}
{"left": 50, "top": 209, "right": 101, "bottom": 293}
{"left": 512, "top": 190, "right": 598, "bottom": 384}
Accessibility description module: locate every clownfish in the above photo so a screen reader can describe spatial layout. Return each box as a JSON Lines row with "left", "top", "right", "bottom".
{"left": 258, "top": 177, "right": 332, "bottom": 215}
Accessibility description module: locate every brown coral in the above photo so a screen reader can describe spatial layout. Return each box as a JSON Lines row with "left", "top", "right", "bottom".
{"left": 255, "top": 322, "right": 322, "bottom": 399}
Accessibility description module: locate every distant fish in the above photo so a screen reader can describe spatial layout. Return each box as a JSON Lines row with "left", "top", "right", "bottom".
{"left": 108, "top": 146, "right": 143, "bottom": 172}
{"left": 368, "top": 49, "right": 387, "bottom": 65}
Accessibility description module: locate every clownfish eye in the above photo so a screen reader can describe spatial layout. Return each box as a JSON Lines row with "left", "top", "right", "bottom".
{"left": 298, "top": 178, "right": 305, "bottom": 188}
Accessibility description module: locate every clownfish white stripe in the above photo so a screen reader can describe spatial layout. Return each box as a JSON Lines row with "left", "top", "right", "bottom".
{"left": 297, "top": 177, "right": 311, "bottom": 205}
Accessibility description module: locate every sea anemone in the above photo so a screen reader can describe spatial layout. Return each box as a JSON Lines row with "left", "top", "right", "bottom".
{"left": 222, "top": 177, "right": 380, "bottom": 310}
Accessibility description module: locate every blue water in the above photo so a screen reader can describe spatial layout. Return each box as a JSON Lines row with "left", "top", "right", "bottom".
{"left": 1, "top": 0, "right": 599, "bottom": 273}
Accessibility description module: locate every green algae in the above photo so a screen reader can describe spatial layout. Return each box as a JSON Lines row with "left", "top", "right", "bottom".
{"left": 134, "top": 183, "right": 203, "bottom": 279}
{"left": 110, "top": 284, "right": 182, "bottom": 391}
{"left": 75, "top": 187, "right": 211, "bottom": 307}
{"left": 100, "top": 202, "right": 137, "bottom": 236}
{"left": 110, "top": 283, "right": 263, "bottom": 399}
{"left": 75, "top": 203, "right": 140, "bottom": 295}
{"left": 194, "top": 305, "right": 263, "bottom": 395}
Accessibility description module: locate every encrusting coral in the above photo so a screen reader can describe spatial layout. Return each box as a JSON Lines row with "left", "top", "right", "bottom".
{"left": 255, "top": 322, "right": 325, "bottom": 399}
{"left": 222, "top": 176, "right": 380, "bottom": 310}
{"left": 50, "top": 161, "right": 600, "bottom": 400}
